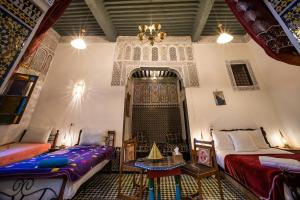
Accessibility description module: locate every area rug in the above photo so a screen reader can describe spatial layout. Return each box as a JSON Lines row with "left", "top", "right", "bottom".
{"left": 73, "top": 173, "right": 246, "bottom": 200}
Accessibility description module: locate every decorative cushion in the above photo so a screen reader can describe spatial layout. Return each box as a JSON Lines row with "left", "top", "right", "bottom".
{"left": 125, "top": 144, "right": 135, "bottom": 162}
{"left": 228, "top": 131, "right": 258, "bottom": 152}
{"left": 21, "top": 127, "right": 52, "bottom": 144}
{"left": 197, "top": 148, "right": 212, "bottom": 167}
{"left": 38, "top": 157, "right": 68, "bottom": 168}
{"left": 212, "top": 131, "right": 235, "bottom": 151}
{"left": 80, "top": 130, "right": 106, "bottom": 146}
{"left": 248, "top": 130, "right": 270, "bottom": 149}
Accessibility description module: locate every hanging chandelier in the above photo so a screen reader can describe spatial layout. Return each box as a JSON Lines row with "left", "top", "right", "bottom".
{"left": 138, "top": 24, "right": 167, "bottom": 46}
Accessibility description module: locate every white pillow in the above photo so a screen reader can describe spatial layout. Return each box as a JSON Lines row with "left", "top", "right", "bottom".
{"left": 21, "top": 127, "right": 52, "bottom": 144}
{"left": 212, "top": 131, "right": 235, "bottom": 151}
{"left": 79, "top": 131, "right": 106, "bottom": 146}
{"left": 248, "top": 130, "right": 270, "bottom": 149}
{"left": 228, "top": 131, "right": 258, "bottom": 152}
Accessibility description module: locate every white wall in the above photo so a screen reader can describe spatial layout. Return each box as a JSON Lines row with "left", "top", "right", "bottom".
{"left": 29, "top": 37, "right": 300, "bottom": 148}
{"left": 29, "top": 41, "right": 125, "bottom": 147}
{"left": 187, "top": 42, "right": 284, "bottom": 146}
{"left": 248, "top": 40, "right": 300, "bottom": 147}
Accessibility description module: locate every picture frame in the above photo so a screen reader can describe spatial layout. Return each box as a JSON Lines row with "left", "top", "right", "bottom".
{"left": 213, "top": 91, "right": 226, "bottom": 106}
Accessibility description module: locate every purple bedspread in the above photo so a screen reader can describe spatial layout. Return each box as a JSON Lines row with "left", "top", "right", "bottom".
{"left": 0, "top": 145, "right": 114, "bottom": 182}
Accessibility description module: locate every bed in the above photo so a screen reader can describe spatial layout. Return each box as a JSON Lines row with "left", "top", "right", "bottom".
{"left": 0, "top": 128, "right": 58, "bottom": 166}
{"left": 212, "top": 128, "right": 300, "bottom": 200}
{"left": 0, "top": 145, "right": 114, "bottom": 200}
{"left": 0, "top": 143, "right": 51, "bottom": 166}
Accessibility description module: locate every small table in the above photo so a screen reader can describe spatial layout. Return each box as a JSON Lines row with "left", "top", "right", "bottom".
{"left": 135, "top": 156, "right": 185, "bottom": 200}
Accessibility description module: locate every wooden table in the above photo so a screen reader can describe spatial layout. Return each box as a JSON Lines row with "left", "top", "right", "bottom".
{"left": 134, "top": 157, "right": 185, "bottom": 200}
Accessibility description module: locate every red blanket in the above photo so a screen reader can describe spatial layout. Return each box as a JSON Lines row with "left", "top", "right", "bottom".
{"left": 224, "top": 154, "right": 300, "bottom": 200}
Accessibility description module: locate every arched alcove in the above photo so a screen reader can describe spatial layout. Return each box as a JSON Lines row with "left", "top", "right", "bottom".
{"left": 123, "top": 67, "right": 192, "bottom": 160}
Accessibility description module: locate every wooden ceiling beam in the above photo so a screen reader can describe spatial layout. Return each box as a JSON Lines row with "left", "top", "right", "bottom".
{"left": 85, "top": 0, "right": 116, "bottom": 42}
{"left": 192, "top": 0, "right": 215, "bottom": 42}
{"left": 103, "top": 0, "right": 199, "bottom": 5}
{"left": 111, "top": 16, "right": 194, "bottom": 22}
{"left": 108, "top": 8, "right": 198, "bottom": 14}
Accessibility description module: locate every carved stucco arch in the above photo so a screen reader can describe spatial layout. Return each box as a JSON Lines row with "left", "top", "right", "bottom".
{"left": 111, "top": 36, "right": 200, "bottom": 88}
{"left": 128, "top": 66, "right": 185, "bottom": 87}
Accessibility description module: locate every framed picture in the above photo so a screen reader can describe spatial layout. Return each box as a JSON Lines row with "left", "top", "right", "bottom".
{"left": 213, "top": 91, "right": 226, "bottom": 106}
{"left": 106, "top": 130, "right": 115, "bottom": 147}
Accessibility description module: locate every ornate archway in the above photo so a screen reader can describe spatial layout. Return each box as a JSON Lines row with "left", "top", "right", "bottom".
{"left": 122, "top": 67, "right": 192, "bottom": 160}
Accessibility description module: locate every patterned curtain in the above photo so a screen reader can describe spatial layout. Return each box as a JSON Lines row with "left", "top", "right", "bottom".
{"left": 225, "top": 0, "right": 300, "bottom": 66}
{"left": 20, "top": 0, "right": 71, "bottom": 65}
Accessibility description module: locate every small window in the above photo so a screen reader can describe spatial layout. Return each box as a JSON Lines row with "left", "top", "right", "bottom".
{"left": 226, "top": 60, "right": 259, "bottom": 90}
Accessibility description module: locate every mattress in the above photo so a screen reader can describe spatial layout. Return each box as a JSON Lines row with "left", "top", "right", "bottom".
{"left": 216, "top": 148, "right": 292, "bottom": 169}
{"left": 0, "top": 143, "right": 51, "bottom": 166}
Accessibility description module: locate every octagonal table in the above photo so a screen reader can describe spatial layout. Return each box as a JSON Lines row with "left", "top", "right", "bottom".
{"left": 134, "top": 156, "right": 185, "bottom": 200}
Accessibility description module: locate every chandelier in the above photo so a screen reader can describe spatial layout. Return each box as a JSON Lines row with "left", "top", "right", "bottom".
{"left": 138, "top": 24, "right": 167, "bottom": 46}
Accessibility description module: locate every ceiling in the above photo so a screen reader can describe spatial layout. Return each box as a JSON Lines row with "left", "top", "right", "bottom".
{"left": 53, "top": 0, "right": 245, "bottom": 41}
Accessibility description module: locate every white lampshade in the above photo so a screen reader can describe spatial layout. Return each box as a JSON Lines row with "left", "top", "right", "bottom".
{"left": 71, "top": 38, "right": 87, "bottom": 49}
{"left": 217, "top": 32, "right": 234, "bottom": 44}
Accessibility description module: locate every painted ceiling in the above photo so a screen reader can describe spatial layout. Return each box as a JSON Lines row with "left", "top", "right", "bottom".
{"left": 53, "top": 0, "right": 245, "bottom": 41}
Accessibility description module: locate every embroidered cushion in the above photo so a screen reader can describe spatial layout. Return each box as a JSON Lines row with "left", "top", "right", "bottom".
{"left": 125, "top": 144, "right": 135, "bottom": 162}
{"left": 197, "top": 148, "right": 212, "bottom": 167}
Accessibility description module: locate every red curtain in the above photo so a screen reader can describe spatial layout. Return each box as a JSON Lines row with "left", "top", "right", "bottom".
{"left": 225, "top": 0, "right": 300, "bottom": 66}
{"left": 21, "top": 0, "right": 72, "bottom": 63}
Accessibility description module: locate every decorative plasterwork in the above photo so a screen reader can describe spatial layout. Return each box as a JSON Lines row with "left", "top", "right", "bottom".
{"left": 226, "top": 60, "right": 259, "bottom": 91}
{"left": 111, "top": 36, "right": 200, "bottom": 88}
{"left": 17, "top": 29, "right": 60, "bottom": 80}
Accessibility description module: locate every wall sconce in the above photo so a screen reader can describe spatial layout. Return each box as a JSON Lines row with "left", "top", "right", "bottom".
{"left": 279, "top": 130, "right": 290, "bottom": 148}
{"left": 73, "top": 80, "right": 85, "bottom": 98}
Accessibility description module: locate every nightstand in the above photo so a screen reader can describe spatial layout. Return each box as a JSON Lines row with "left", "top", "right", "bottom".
{"left": 276, "top": 147, "right": 300, "bottom": 154}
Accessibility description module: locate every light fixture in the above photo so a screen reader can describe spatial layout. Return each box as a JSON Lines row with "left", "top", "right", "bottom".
{"left": 279, "top": 130, "right": 290, "bottom": 148}
{"left": 138, "top": 24, "right": 167, "bottom": 46}
{"left": 73, "top": 80, "right": 85, "bottom": 97}
{"left": 217, "top": 24, "right": 233, "bottom": 44}
{"left": 71, "top": 29, "right": 87, "bottom": 49}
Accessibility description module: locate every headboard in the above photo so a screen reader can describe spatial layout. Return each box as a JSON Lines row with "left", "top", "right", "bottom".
{"left": 76, "top": 129, "right": 83, "bottom": 145}
{"left": 209, "top": 127, "right": 271, "bottom": 148}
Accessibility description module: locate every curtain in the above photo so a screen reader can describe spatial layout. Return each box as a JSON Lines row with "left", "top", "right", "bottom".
{"left": 225, "top": 0, "right": 300, "bottom": 66}
{"left": 20, "top": 0, "right": 71, "bottom": 64}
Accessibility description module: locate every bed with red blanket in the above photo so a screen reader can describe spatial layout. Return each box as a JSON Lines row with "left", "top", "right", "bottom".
{"left": 212, "top": 127, "right": 300, "bottom": 200}
{"left": 224, "top": 153, "right": 300, "bottom": 200}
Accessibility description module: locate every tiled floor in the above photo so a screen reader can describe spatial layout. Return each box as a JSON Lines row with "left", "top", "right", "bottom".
{"left": 73, "top": 173, "right": 247, "bottom": 200}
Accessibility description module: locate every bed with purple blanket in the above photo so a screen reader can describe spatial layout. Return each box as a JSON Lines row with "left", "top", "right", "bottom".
{"left": 0, "top": 145, "right": 114, "bottom": 200}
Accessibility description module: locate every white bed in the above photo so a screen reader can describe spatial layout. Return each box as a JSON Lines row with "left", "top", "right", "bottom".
{"left": 212, "top": 128, "right": 300, "bottom": 200}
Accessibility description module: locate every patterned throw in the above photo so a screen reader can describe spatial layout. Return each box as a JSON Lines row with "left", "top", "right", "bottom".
{"left": 0, "top": 145, "right": 114, "bottom": 182}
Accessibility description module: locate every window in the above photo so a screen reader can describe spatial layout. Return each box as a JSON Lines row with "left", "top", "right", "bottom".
{"left": 226, "top": 60, "right": 259, "bottom": 90}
